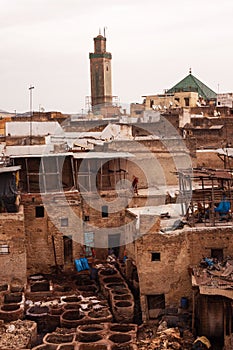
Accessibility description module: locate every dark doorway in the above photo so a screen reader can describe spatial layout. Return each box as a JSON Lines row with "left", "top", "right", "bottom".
{"left": 108, "top": 233, "right": 121, "bottom": 257}
{"left": 63, "top": 235, "right": 73, "bottom": 264}
{"left": 211, "top": 248, "right": 223, "bottom": 261}
{"left": 147, "top": 294, "right": 165, "bottom": 319}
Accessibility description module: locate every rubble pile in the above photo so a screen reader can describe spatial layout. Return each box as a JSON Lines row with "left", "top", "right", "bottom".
{"left": 192, "top": 256, "right": 233, "bottom": 288}
{"left": 0, "top": 319, "right": 37, "bottom": 349}
{"left": 137, "top": 322, "right": 194, "bottom": 350}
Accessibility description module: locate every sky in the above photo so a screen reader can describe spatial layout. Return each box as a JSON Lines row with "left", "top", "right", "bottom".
{"left": 0, "top": 0, "right": 233, "bottom": 114}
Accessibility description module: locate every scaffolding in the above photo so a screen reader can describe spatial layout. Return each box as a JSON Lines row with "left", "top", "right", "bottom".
{"left": 178, "top": 168, "right": 233, "bottom": 226}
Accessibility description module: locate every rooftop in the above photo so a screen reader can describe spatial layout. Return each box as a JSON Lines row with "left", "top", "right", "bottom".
{"left": 167, "top": 73, "right": 217, "bottom": 101}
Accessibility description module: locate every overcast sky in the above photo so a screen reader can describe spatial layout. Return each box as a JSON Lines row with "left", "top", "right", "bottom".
{"left": 0, "top": 0, "right": 232, "bottom": 114}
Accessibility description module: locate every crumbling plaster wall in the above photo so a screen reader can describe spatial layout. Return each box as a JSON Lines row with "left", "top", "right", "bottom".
{"left": 133, "top": 223, "right": 233, "bottom": 321}
{"left": 22, "top": 193, "right": 83, "bottom": 275}
{"left": 0, "top": 205, "right": 27, "bottom": 285}
{"left": 81, "top": 192, "right": 129, "bottom": 259}
{"left": 106, "top": 139, "right": 192, "bottom": 187}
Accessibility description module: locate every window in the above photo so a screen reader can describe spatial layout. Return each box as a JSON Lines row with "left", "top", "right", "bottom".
{"left": 184, "top": 97, "right": 190, "bottom": 107}
{"left": 0, "top": 244, "right": 9, "bottom": 255}
{"left": 61, "top": 218, "right": 68, "bottom": 227}
{"left": 84, "top": 215, "right": 90, "bottom": 222}
{"left": 151, "top": 252, "right": 161, "bottom": 261}
{"left": 35, "top": 206, "right": 44, "bottom": 218}
{"left": 102, "top": 205, "right": 108, "bottom": 218}
{"left": 84, "top": 232, "right": 94, "bottom": 257}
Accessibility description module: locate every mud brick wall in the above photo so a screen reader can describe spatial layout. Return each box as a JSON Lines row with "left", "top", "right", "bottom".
{"left": 132, "top": 224, "right": 233, "bottom": 321}
{"left": 81, "top": 192, "right": 129, "bottom": 259}
{"left": 22, "top": 192, "right": 83, "bottom": 275}
{"left": 104, "top": 139, "right": 192, "bottom": 187}
{"left": 0, "top": 205, "right": 27, "bottom": 284}
{"left": 187, "top": 226, "right": 233, "bottom": 263}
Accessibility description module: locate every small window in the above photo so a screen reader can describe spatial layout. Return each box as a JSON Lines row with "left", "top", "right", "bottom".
{"left": 35, "top": 206, "right": 44, "bottom": 218}
{"left": 0, "top": 244, "right": 10, "bottom": 255}
{"left": 61, "top": 218, "right": 68, "bottom": 227}
{"left": 84, "top": 215, "right": 90, "bottom": 222}
{"left": 151, "top": 252, "right": 161, "bottom": 261}
{"left": 102, "top": 205, "right": 108, "bottom": 218}
{"left": 184, "top": 97, "right": 190, "bottom": 107}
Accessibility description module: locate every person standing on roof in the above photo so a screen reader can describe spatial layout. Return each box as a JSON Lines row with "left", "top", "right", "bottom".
{"left": 132, "top": 175, "right": 139, "bottom": 195}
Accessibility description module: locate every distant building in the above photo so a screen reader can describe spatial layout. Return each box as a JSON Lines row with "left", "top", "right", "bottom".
{"left": 217, "top": 93, "right": 233, "bottom": 108}
{"left": 143, "top": 70, "right": 217, "bottom": 111}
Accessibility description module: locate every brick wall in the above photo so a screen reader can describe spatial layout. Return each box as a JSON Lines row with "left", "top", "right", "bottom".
{"left": 128, "top": 224, "right": 233, "bottom": 320}
{"left": 0, "top": 205, "right": 26, "bottom": 285}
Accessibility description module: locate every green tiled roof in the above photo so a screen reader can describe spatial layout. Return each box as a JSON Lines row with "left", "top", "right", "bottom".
{"left": 167, "top": 73, "right": 217, "bottom": 100}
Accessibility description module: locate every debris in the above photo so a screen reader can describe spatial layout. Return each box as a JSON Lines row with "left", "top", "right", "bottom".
{"left": 0, "top": 320, "right": 36, "bottom": 349}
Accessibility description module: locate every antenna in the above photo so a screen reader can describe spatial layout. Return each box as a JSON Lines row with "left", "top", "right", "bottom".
{"left": 99, "top": 27, "right": 101, "bottom": 35}
{"left": 104, "top": 26, "right": 107, "bottom": 38}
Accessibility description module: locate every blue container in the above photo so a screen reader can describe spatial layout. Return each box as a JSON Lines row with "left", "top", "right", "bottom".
{"left": 180, "top": 297, "right": 188, "bottom": 309}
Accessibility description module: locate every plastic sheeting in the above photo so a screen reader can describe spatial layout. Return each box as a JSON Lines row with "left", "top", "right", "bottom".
{"left": 75, "top": 258, "right": 89, "bottom": 272}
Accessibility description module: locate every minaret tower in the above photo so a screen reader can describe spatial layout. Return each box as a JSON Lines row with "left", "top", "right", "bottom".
{"left": 89, "top": 32, "right": 112, "bottom": 107}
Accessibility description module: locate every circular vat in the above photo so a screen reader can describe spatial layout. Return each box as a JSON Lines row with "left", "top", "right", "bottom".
{"left": 112, "top": 345, "right": 135, "bottom": 350}
{"left": 102, "top": 277, "right": 123, "bottom": 284}
{"left": 62, "top": 303, "right": 80, "bottom": 311}
{"left": 45, "top": 333, "right": 74, "bottom": 344}
{"left": 109, "top": 334, "right": 131, "bottom": 344}
{"left": 111, "top": 289, "right": 129, "bottom": 296}
{"left": 4, "top": 292, "right": 22, "bottom": 304}
{"left": 79, "top": 344, "right": 108, "bottom": 350}
{"left": 57, "top": 344, "right": 76, "bottom": 350}
{"left": 109, "top": 324, "right": 136, "bottom": 333}
{"left": 99, "top": 268, "right": 117, "bottom": 276}
{"left": 105, "top": 283, "right": 127, "bottom": 290}
{"left": 113, "top": 294, "right": 132, "bottom": 301}
{"left": 26, "top": 305, "right": 49, "bottom": 316}
{"left": 77, "top": 324, "right": 105, "bottom": 333}
{"left": 61, "top": 296, "right": 81, "bottom": 303}
{"left": 115, "top": 301, "right": 132, "bottom": 308}
{"left": 77, "top": 333, "right": 103, "bottom": 343}
{"left": 1, "top": 304, "right": 20, "bottom": 312}
{"left": 62, "top": 310, "right": 84, "bottom": 321}
{"left": 31, "top": 345, "right": 57, "bottom": 350}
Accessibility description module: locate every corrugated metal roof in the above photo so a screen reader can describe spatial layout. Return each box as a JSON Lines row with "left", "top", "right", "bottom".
{"left": 0, "top": 165, "right": 21, "bottom": 173}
